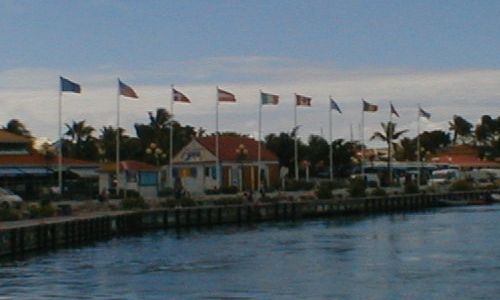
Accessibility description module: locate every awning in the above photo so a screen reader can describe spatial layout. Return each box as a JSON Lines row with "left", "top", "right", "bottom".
{"left": 0, "top": 167, "right": 53, "bottom": 177}
{"left": 0, "top": 168, "right": 24, "bottom": 177}
{"left": 19, "top": 167, "right": 53, "bottom": 176}
{"left": 69, "top": 168, "right": 99, "bottom": 178}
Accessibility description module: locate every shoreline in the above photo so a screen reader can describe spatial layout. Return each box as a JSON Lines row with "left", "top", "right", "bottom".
{"left": 1, "top": 189, "right": 498, "bottom": 259}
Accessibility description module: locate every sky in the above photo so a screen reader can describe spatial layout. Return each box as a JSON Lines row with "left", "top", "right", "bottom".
{"left": 1, "top": 0, "right": 499, "bottom": 147}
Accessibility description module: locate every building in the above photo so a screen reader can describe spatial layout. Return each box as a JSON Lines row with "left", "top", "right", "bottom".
{"left": 172, "top": 136, "right": 280, "bottom": 194}
{"left": 99, "top": 160, "right": 159, "bottom": 199}
{"left": 430, "top": 145, "right": 500, "bottom": 169}
{"left": 0, "top": 130, "right": 99, "bottom": 200}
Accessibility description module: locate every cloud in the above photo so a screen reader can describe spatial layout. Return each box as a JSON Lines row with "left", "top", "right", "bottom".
{"left": 0, "top": 57, "right": 498, "bottom": 148}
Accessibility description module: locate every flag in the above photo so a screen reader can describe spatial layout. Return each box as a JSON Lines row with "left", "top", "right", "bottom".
{"left": 296, "top": 94, "right": 311, "bottom": 106}
{"left": 173, "top": 88, "right": 191, "bottom": 103}
{"left": 60, "top": 76, "right": 81, "bottom": 93}
{"left": 218, "top": 88, "right": 236, "bottom": 102}
{"left": 119, "top": 79, "right": 138, "bottom": 98}
{"left": 362, "top": 99, "right": 378, "bottom": 112}
{"left": 390, "top": 102, "right": 400, "bottom": 117}
{"left": 330, "top": 97, "right": 342, "bottom": 113}
{"left": 261, "top": 92, "right": 279, "bottom": 105}
{"left": 419, "top": 107, "right": 431, "bottom": 119}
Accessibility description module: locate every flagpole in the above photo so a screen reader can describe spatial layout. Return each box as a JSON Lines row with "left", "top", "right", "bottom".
{"left": 329, "top": 97, "right": 333, "bottom": 182}
{"left": 389, "top": 101, "right": 393, "bottom": 185}
{"left": 215, "top": 86, "right": 220, "bottom": 189}
{"left": 361, "top": 100, "right": 365, "bottom": 177}
{"left": 58, "top": 86, "right": 63, "bottom": 195}
{"left": 170, "top": 85, "right": 174, "bottom": 189}
{"left": 116, "top": 79, "right": 121, "bottom": 196}
{"left": 258, "top": 90, "right": 262, "bottom": 192}
{"left": 294, "top": 94, "right": 299, "bottom": 180}
{"left": 417, "top": 105, "right": 421, "bottom": 187}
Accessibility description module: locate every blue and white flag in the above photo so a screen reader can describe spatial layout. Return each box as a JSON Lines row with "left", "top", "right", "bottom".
{"left": 60, "top": 76, "right": 81, "bottom": 93}
{"left": 330, "top": 97, "right": 342, "bottom": 113}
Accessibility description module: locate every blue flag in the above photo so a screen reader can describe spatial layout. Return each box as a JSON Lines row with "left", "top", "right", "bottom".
{"left": 60, "top": 76, "right": 81, "bottom": 93}
{"left": 330, "top": 97, "right": 342, "bottom": 113}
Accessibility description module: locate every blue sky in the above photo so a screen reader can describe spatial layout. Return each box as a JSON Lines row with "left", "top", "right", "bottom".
{"left": 1, "top": 0, "right": 499, "bottom": 143}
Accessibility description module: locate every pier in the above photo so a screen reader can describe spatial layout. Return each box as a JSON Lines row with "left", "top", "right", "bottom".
{"left": 0, "top": 189, "right": 496, "bottom": 258}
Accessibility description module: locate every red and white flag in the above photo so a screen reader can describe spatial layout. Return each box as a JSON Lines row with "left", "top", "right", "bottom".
{"left": 217, "top": 88, "right": 236, "bottom": 102}
{"left": 295, "top": 94, "right": 311, "bottom": 106}
{"left": 173, "top": 88, "right": 191, "bottom": 103}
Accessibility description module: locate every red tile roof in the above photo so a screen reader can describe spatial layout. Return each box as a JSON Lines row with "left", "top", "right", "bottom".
{"left": 0, "top": 130, "right": 32, "bottom": 143}
{"left": 101, "top": 160, "right": 158, "bottom": 172}
{"left": 196, "top": 136, "right": 278, "bottom": 162}
{"left": 430, "top": 154, "right": 500, "bottom": 168}
{"left": 0, "top": 152, "right": 98, "bottom": 167}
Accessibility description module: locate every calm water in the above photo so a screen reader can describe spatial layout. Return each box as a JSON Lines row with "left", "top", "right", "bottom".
{"left": 2, "top": 206, "right": 500, "bottom": 299}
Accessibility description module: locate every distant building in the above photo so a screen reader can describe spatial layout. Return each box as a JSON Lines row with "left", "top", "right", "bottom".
{"left": 0, "top": 130, "right": 99, "bottom": 200}
{"left": 99, "top": 160, "right": 159, "bottom": 199}
{"left": 172, "top": 136, "right": 280, "bottom": 194}
{"left": 430, "top": 145, "right": 500, "bottom": 169}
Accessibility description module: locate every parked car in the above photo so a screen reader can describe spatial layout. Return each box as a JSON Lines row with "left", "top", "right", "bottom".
{"left": 0, "top": 187, "right": 23, "bottom": 209}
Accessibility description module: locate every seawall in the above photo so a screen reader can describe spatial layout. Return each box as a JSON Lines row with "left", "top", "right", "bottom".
{"left": 0, "top": 190, "right": 496, "bottom": 259}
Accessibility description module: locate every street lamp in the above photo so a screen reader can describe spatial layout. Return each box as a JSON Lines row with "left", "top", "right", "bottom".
{"left": 146, "top": 143, "right": 166, "bottom": 166}
{"left": 235, "top": 144, "right": 248, "bottom": 192}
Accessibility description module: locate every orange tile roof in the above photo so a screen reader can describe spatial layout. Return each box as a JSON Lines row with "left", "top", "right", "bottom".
{"left": 100, "top": 160, "right": 158, "bottom": 172}
{"left": 430, "top": 154, "right": 500, "bottom": 168}
{"left": 196, "top": 136, "right": 278, "bottom": 162}
{"left": 0, "top": 130, "right": 32, "bottom": 143}
{"left": 0, "top": 152, "right": 98, "bottom": 167}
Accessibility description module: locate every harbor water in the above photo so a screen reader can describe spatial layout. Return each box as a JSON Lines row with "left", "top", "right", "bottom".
{"left": 1, "top": 205, "right": 500, "bottom": 299}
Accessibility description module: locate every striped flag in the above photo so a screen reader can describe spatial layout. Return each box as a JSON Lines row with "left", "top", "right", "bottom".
{"left": 330, "top": 97, "right": 342, "bottom": 113}
{"left": 118, "top": 79, "right": 138, "bottom": 99}
{"left": 390, "top": 102, "right": 400, "bottom": 117}
{"left": 60, "top": 76, "right": 81, "bottom": 93}
{"left": 261, "top": 92, "right": 279, "bottom": 105}
{"left": 296, "top": 94, "right": 311, "bottom": 106}
{"left": 419, "top": 107, "right": 431, "bottom": 119}
{"left": 217, "top": 88, "right": 236, "bottom": 102}
{"left": 362, "top": 99, "right": 378, "bottom": 112}
{"left": 173, "top": 88, "right": 191, "bottom": 103}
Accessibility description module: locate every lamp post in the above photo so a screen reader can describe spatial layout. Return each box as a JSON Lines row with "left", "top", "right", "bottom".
{"left": 146, "top": 143, "right": 167, "bottom": 166}
{"left": 235, "top": 144, "right": 248, "bottom": 192}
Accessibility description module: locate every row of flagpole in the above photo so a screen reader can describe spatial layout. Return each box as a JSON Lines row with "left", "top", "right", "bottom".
{"left": 58, "top": 76, "right": 432, "bottom": 195}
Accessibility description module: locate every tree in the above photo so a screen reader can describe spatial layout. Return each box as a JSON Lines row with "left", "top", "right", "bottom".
{"left": 394, "top": 137, "right": 416, "bottom": 161}
{"left": 265, "top": 131, "right": 301, "bottom": 173}
{"left": 64, "top": 120, "right": 98, "bottom": 160}
{"left": 449, "top": 115, "right": 473, "bottom": 144}
{"left": 418, "top": 130, "right": 451, "bottom": 154}
{"left": 475, "top": 115, "right": 500, "bottom": 160}
{"left": 4, "top": 119, "right": 31, "bottom": 137}
{"left": 305, "top": 135, "right": 329, "bottom": 176}
{"left": 370, "top": 122, "right": 408, "bottom": 183}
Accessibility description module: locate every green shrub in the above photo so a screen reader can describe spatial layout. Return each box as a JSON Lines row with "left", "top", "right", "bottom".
{"left": 28, "top": 203, "right": 56, "bottom": 219}
{"left": 371, "top": 187, "right": 387, "bottom": 197}
{"left": 121, "top": 197, "right": 149, "bottom": 210}
{"left": 316, "top": 182, "right": 333, "bottom": 199}
{"left": 0, "top": 208, "right": 20, "bottom": 221}
{"left": 220, "top": 186, "right": 239, "bottom": 194}
{"left": 157, "top": 187, "right": 174, "bottom": 197}
{"left": 449, "top": 180, "right": 473, "bottom": 192}
{"left": 162, "top": 197, "right": 197, "bottom": 208}
{"left": 348, "top": 178, "right": 366, "bottom": 198}
{"left": 109, "top": 189, "right": 140, "bottom": 199}
{"left": 404, "top": 182, "right": 420, "bottom": 194}
{"left": 285, "top": 180, "right": 315, "bottom": 191}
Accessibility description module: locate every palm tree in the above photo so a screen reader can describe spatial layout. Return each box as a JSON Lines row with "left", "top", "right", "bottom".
{"left": 4, "top": 119, "right": 31, "bottom": 137}
{"left": 370, "top": 122, "right": 408, "bottom": 184}
{"left": 449, "top": 115, "right": 473, "bottom": 145}
{"left": 64, "top": 120, "right": 97, "bottom": 160}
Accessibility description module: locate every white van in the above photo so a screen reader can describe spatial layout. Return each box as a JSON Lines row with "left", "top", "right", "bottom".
{"left": 428, "top": 169, "right": 461, "bottom": 186}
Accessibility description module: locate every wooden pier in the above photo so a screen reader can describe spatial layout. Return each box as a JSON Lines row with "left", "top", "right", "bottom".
{"left": 0, "top": 190, "right": 496, "bottom": 258}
